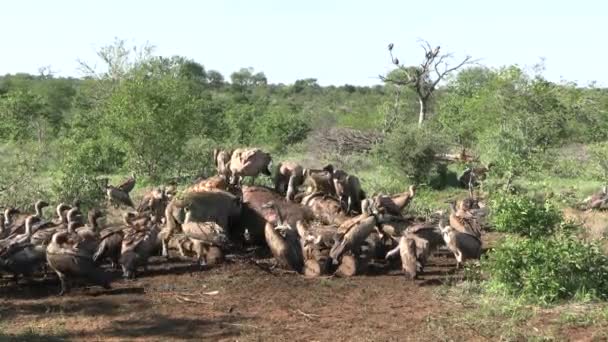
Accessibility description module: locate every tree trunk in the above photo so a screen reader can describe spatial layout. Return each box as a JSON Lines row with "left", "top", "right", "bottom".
{"left": 418, "top": 96, "right": 426, "bottom": 126}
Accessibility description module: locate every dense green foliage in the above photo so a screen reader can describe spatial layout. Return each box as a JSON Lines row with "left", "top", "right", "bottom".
{"left": 482, "top": 235, "right": 608, "bottom": 303}
{"left": 0, "top": 39, "right": 607, "bottom": 209}
{"left": 490, "top": 194, "right": 562, "bottom": 238}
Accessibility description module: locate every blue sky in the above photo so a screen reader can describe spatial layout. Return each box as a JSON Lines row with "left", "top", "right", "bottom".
{"left": 1, "top": 0, "right": 605, "bottom": 86}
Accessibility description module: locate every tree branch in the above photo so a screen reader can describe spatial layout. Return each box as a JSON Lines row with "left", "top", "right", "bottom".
{"left": 431, "top": 55, "right": 473, "bottom": 89}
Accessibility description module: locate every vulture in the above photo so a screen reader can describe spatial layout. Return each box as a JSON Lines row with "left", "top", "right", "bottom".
{"left": 119, "top": 219, "right": 160, "bottom": 279}
{"left": 182, "top": 205, "right": 229, "bottom": 265}
{"left": 372, "top": 185, "right": 416, "bottom": 216}
{"left": 261, "top": 201, "right": 304, "bottom": 272}
{"left": 93, "top": 212, "right": 138, "bottom": 268}
{"left": 30, "top": 205, "right": 82, "bottom": 247}
{"left": 46, "top": 231, "right": 112, "bottom": 295}
{"left": 5, "top": 200, "right": 49, "bottom": 237}
{"left": 448, "top": 201, "right": 483, "bottom": 239}
{"left": 440, "top": 224, "right": 482, "bottom": 268}
{"left": 105, "top": 173, "right": 136, "bottom": 208}
{"left": 329, "top": 200, "right": 383, "bottom": 262}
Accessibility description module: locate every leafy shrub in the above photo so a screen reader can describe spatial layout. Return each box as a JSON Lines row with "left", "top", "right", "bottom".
{"left": 588, "top": 141, "right": 608, "bottom": 181}
{"left": 378, "top": 124, "right": 445, "bottom": 183}
{"left": 482, "top": 235, "right": 608, "bottom": 303}
{"left": 51, "top": 139, "right": 119, "bottom": 208}
{"left": 254, "top": 110, "right": 311, "bottom": 152}
{"left": 173, "top": 136, "right": 217, "bottom": 181}
{"left": 0, "top": 147, "right": 51, "bottom": 208}
{"left": 490, "top": 194, "right": 562, "bottom": 238}
{"left": 477, "top": 127, "right": 534, "bottom": 177}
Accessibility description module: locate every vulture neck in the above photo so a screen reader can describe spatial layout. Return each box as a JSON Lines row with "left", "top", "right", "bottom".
{"left": 88, "top": 212, "right": 99, "bottom": 231}
{"left": 3, "top": 209, "right": 11, "bottom": 226}
{"left": 184, "top": 210, "right": 193, "bottom": 224}
{"left": 449, "top": 202, "right": 458, "bottom": 214}
{"left": 271, "top": 204, "right": 284, "bottom": 226}
{"left": 56, "top": 204, "right": 69, "bottom": 224}
{"left": 24, "top": 217, "right": 35, "bottom": 236}
{"left": 34, "top": 202, "right": 44, "bottom": 218}
{"left": 67, "top": 222, "right": 78, "bottom": 234}
{"left": 392, "top": 190, "right": 414, "bottom": 210}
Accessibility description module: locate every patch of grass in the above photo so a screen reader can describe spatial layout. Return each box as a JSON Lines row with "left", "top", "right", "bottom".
{"left": 431, "top": 281, "right": 608, "bottom": 340}
{"left": 0, "top": 320, "right": 70, "bottom": 342}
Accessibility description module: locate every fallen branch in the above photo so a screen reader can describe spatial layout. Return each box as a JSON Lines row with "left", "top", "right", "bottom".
{"left": 175, "top": 295, "right": 213, "bottom": 305}
{"left": 223, "top": 323, "right": 259, "bottom": 329}
{"left": 294, "top": 309, "right": 320, "bottom": 321}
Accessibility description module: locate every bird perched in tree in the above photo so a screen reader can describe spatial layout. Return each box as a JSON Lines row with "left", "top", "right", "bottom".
{"left": 388, "top": 43, "right": 394, "bottom": 51}
{"left": 105, "top": 172, "right": 136, "bottom": 209}
{"left": 393, "top": 58, "right": 399, "bottom": 65}
{"left": 433, "top": 46, "right": 440, "bottom": 56}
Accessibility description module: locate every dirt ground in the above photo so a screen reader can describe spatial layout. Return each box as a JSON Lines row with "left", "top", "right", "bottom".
{"left": 0, "top": 232, "right": 603, "bottom": 341}
{"left": 0, "top": 246, "right": 480, "bottom": 342}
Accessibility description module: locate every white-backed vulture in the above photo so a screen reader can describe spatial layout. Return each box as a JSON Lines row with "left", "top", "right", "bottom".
{"left": 6, "top": 200, "right": 49, "bottom": 237}
{"left": 440, "top": 224, "right": 482, "bottom": 268}
{"left": 120, "top": 222, "right": 160, "bottom": 279}
{"left": 0, "top": 216, "right": 47, "bottom": 280}
{"left": 46, "top": 231, "right": 112, "bottom": 295}
{"left": 386, "top": 235, "right": 419, "bottom": 279}
{"left": 105, "top": 173, "right": 136, "bottom": 209}
{"left": 237, "top": 186, "right": 313, "bottom": 246}
{"left": 274, "top": 161, "right": 304, "bottom": 201}
{"left": 93, "top": 212, "right": 139, "bottom": 268}
{"left": 30, "top": 205, "right": 81, "bottom": 247}
{"left": 448, "top": 201, "right": 482, "bottom": 239}
{"left": 302, "top": 167, "right": 336, "bottom": 196}
{"left": 332, "top": 169, "right": 365, "bottom": 215}
{"left": 261, "top": 201, "right": 304, "bottom": 272}
{"left": 373, "top": 185, "right": 416, "bottom": 216}
{"left": 182, "top": 206, "right": 229, "bottom": 265}
{"left": 0, "top": 208, "right": 18, "bottom": 239}
{"left": 213, "top": 149, "right": 233, "bottom": 179}
{"left": 459, "top": 163, "right": 493, "bottom": 189}
{"left": 228, "top": 148, "right": 272, "bottom": 185}
{"left": 329, "top": 201, "right": 382, "bottom": 263}
{"left": 162, "top": 190, "right": 242, "bottom": 256}
{"left": 301, "top": 192, "right": 348, "bottom": 225}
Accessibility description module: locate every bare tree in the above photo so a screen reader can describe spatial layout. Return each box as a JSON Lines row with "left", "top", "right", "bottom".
{"left": 381, "top": 40, "right": 474, "bottom": 126}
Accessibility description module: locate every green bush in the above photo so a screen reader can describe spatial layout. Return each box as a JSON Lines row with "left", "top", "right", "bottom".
{"left": 588, "top": 141, "right": 608, "bottom": 181}
{"left": 490, "top": 194, "right": 562, "bottom": 238}
{"left": 0, "top": 147, "right": 51, "bottom": 208}
{"left": 482, "top": 235, "right": 608, "bottom": 303}
{"left": 51, "top": 139, "right": 118, "bottom": 208}
{"left": 175, "top": 136, "right": 218, "bottom": 181}
{"left": 378, "top": 124, "right": 445, "bottom": 184}
{"left": 254, "top": 110, "right": 311, "bottom": 152}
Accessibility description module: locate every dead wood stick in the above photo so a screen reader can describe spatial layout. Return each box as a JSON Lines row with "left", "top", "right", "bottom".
{"left": 224, "top": 323, "right": 259, "bottom": 329}
{"left": 294, "top": 309, "right": 320, "bottom": 320}
{"left": 175, "top": 295, "right": 213, "bottom": 305}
